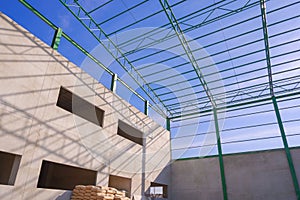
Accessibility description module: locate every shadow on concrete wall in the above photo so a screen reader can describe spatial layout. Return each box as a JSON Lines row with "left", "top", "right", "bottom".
{"left": 0, "top": 12, "right": 171, "bottom": 200}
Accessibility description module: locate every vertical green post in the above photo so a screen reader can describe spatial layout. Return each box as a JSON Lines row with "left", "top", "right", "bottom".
{"left": 260, "top": 0, "right": 300, "bottom": 198}
{"left": 51, "top": 28, "right": 62, "bottom": 50}
{"left": 166, "top": 118, "right": 170, "bottom": 131}
{"left": 272, "top": 96, "right": 300, "bottom": 199}
{"left": 110, "top": 73, "right": 118, "bottom": 93}
{"left": 213, "top": 108, "right": 228, "bottom": 200}
{"left": 144, "top": 100, "right": 149, "bottom": 115}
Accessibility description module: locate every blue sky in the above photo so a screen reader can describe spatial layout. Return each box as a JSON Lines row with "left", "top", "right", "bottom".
{"left": 1, "top": 0, "right": 300, "bottom": 159}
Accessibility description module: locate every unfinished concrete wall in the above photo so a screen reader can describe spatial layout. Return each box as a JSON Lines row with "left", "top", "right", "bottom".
{"left": 171, "top": 149, "right": 299, "bottom": 200}
{"left": 0, "top": 12, "right": 170, "bottom": 200}
{"left": 224, "top": 150, "right": 296, "bottom": 200}
{"left": 171, "top": 157, "right": 223, "bottom": 200}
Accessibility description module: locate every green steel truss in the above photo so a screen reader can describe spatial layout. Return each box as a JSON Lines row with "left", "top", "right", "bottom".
{"left": 18, "top": 0, "right": 300, "bottom": 119}
{"left": 59, "top": 0, "right": 169, "bottom": 117}
{"left": 53, "top": 0, "right": 300, "bottom": 120}
{"left": 18, "top": 1, "right": 300, "bottom": 198}
{"left": 159, "top": 0, "right": 217, "bottom": 108}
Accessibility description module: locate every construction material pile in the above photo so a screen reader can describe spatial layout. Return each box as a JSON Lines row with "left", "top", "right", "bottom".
{"left": 71, "top": 185, "right": 130, "bottom": 200}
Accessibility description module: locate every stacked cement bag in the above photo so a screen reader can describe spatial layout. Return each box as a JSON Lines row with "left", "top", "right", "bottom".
{"left": 71, "top": 185, "right": 130, "bottom": 200}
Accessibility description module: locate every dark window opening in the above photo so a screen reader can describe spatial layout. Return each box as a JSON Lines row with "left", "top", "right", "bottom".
{"left": 109, "top": 174, "right": 131, "bottom": 197}
{"left": 117, "top": 120, "right": 144, "bottom": 145}
{"left": 37, "top": 160, "right": 97, "bottom": 190}
{"left": 150, "top": 182, "right": 168, "bottom": 198}
{"left": 0, "top": 151, "right": 21, "bottom": 185}
{"left": 57, "top": 86, "right": 104, "bottom": 127}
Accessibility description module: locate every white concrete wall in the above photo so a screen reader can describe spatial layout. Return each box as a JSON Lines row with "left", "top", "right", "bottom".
{"left": 171, "top": 157, "right": 223, "bottom": 200}
{"left": 171, "top": 148, "right": 300, "bottom": 200}
{"left": 0, "top": 12, "right": 170, "bottom": 200}
{"left": 224, "top": 149, "right": 296, "bottom": 200}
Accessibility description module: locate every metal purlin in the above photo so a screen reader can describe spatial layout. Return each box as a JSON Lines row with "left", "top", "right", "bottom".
{"left": 159, "top": 0, "right": 227, "bottom": 199}
{"left": 260, "top": 0, "right": 300, "bottom": 199}
{"left": 18, "top": 0, "right": 161, "bottom": 118}
{"left": 19, "top": 0, "right": 300, "bottom": 172}
{"left": 59, "top": 0, "right": 170, "bottom": 118}
{"left": 158, "top": 0, "right": 217, "bottom": 108}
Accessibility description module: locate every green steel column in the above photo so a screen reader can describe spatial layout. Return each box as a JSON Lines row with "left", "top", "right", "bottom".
{"left": 213, "top": 108, "right": 228, "bottom": 200}
{"left": 166, "top": 118, "right": 170, "bottom": 131}
{"left": 144, "top": 100, "right": 149, "bottom": 116}
{"left": 51, "top": 28, "right": 62, "bottom": 50}
{"left": 260, "top": 0, "right": 300, "bottom": 198}
{"left": 110, "top": 73, "right": 118, "bottom": 93}
{"left": 272, "top": 96, "right": 300, "bottom": 199}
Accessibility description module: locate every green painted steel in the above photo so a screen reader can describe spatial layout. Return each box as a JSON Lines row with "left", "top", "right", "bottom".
{"left": 51, "top": 28, "right": 62, "bottom": 50}
{"left": 175, "top": 146, "right": 300, "bottom": 162}
{"left": 59, "top": 0, "right": 169, "bottom": 117}
{"left": 19, "top": 0, "right": 57, "bottom": 30}
{"left": 166, "top": 118, "right": 171, "bottom": 132}
{"left": 159, "top": 0, "right": 216, "bottom": 107}
{"left": 272, "top": 96, "right": 300, "bottom": 200}
{"left": 260, "top": 0, "right": 300, "bottom": 198}
{"left": 110, "top": 74, "right": 118, "bottom": 93}
{"left": 144, "top": 100, "right": 149, "bottom": 116}
{"left": 213, "top": 108, "right": 228, "bottom": 200}
{"left": 170, "top": 90, "right": 300, "bottom": 120}
{"left": 18, "top": 0, "right": 166, "bottom": 120}
{"left": 260, "top": 0, "right": 274, "bottom": 96}
{"left": 19, "top": 0, "right": 300, "bottom": 164}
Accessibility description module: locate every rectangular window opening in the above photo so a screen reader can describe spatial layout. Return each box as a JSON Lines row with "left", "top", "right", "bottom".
{"left": 108, "top": 174, "right": 132, "bottom": 197}
{"left": 37, "top": 160, "right": 97, "bottom": 190}
{"left": 117, "top": 120, "right": 144, "bottom": 145}
{"left": 57, "top": 86, "right": 105, "bottom": 127}
{"left": 150, "top": 182, "right": 168, "bottom": 198}
{"left": 0, "top": 151, "right": 21, "bottom": 186}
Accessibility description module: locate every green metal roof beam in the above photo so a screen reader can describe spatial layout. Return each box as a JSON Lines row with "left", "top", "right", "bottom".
{"left": 86, "top": 0, "right": 113, "bottom": 15}
{"left": 136, "top": 27, "right": 263, "bottom": 71}
{"left": 260, "top": 1, "right": 300, "bottom": 198}
{"left": 171, "top": 84, "right": 300, "bottom": 115}
{"left": 139, "top": 39, "right": 264, "bottom": 75}
{"left": 97, "top": 0, "right": 149, "bottom": 26}
{"left": 159, "top": 0, "right": 216, "bottom": 107}
{"left": 59, "top": 0, "right": 170, "bottom": 117}
{"left": 161, "top": 65, "right": 300, "bottom": 107}
{"left": 167, "top": 73, "right": 300, "bottom": 110}
{"left": 157, "top": 58, "right": 268, "bottom": 97}
{"left": 164, "top": 81, "right": 270, "bottom": 107}
{"left": 173, "top": 103, "right": 300, "bottom": 126}
{"left": 153, "top": 43, "right": 299, "bottom": 92}
{"left": 173, "top": 94, "right": 300, "bottom": 123}
{"left": 119, "top": 0, "right": 259, "bottom": 58}
{"left": 136, "top": 28, "right": 263, "bottom": 71}
{"left": 169, "top": 93, "right": 271, "bottom": 115}
{"left": 117, "top": 0, "right": 228, "bottom": 50}
{"left": 170, "top": 90, "right": 300, "bottom": 120}
{"left": 127, "top": 11, "right": 299, "bottom": 67}
{"left": 19, "top": 0, "right": 167, "bottom": 118}
{"left": 118, "top": 0, "right": 251, "bottom": 51}
{"left": 106, "top": 0, "right": 186, "bottom": 37}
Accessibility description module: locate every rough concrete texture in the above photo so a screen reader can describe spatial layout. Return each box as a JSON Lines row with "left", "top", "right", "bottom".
{"left": 0, "top": 12, "right": 170, "bottom": 200}
{"left": 289, "top": 148, "right": 300, "bottom": 198}
{"left": 224, "top": 149, "right": 297, "bottom": 200}
{"left": 171, "top": 148, "right": 299, "bottom": 200}
{"left": 171, "top": 157, "right": 223, "bottom": 200}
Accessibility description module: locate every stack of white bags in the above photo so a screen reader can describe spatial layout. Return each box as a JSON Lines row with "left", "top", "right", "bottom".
{"left": 71, "top": 185, "right": 130, "bottom": 200}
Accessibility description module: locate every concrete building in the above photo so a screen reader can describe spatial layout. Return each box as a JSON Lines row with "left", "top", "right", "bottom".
{"left": 0, "top": 13, "right": 170, "bottom": 200}
{"left": 1, "top": 0, "right": 300, "bottom": 200}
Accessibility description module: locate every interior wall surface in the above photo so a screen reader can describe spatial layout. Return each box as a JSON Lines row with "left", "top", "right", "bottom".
{"left": 0, "top": 12, "right": 170, "bottom": 200}
{"left": 171, "top": 148, "right": 299, "bottom": 200}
